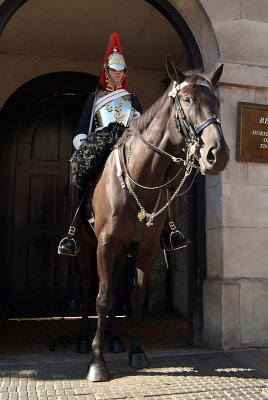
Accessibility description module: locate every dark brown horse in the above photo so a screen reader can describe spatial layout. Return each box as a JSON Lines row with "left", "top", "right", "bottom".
{"left": 81, "top": 57, "right": 229, "bottom": 381}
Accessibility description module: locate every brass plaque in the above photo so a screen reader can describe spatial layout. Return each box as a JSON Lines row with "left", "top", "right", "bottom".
{"left": 236, "top": 102, "right": 268, "bottom": 163}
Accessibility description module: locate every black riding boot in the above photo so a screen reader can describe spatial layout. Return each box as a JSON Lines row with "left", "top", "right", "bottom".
{"left": 161, "top": 221, "right": 191, "bottom": 251}
{"left": 58, "top": 179, "right": 84, "bottom": 256}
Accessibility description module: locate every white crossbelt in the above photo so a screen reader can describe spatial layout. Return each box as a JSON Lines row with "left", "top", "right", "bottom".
{"left": 94, "top": 89, "right": 130, "bottom": 113}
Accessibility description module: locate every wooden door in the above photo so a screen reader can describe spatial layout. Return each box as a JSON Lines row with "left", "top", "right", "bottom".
{"left": 10, "top": 94, "right": 85, "bottom": 317}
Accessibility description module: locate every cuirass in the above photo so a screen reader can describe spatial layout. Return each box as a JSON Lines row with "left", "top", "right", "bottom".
{"left": 95, "top": 95, "right": 133, "bottom": 128}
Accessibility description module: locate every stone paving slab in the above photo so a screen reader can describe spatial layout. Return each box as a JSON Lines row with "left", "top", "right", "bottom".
{"left": 0, "top": 350, "right": 267, "bottom": 399}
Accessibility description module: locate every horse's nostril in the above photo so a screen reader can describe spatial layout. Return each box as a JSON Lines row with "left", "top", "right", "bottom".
{"left": 207, "top": 147, "right": 216, "bottom": 164}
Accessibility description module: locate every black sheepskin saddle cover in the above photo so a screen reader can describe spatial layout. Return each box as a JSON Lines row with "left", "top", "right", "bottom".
{"left": 70, "top": 122, "right": 126, "bottom": 190}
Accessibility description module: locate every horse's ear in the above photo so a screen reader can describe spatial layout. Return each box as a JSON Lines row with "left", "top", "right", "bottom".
{"left": 209, "top": 64, "right": 223, "bottom": 87}
{"left": 166, "top": 55, "right": 185, "bottom": 83}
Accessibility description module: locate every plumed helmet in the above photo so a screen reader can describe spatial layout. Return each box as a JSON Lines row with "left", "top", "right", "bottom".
{"left": 99, "top": 32, "right": 127, "bottom": 89}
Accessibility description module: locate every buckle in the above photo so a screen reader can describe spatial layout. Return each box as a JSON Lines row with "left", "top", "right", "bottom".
{"left": 168, "top": 221, "right": 176, "bottom": 231}
{"left": 68, "top": 226, "right": 76, "bottom": 236}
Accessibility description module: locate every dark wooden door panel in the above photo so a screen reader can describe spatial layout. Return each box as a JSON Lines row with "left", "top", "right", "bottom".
{"left": 31, "top": 109, "right": 60, "bottom": 161}
{"left": 29, "top": 178, "right": 58, "bottom": 223}
{"left": 11, "top": 94, "right": 85, "bottom": 317}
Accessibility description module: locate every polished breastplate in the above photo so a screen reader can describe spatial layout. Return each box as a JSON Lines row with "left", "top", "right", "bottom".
{"left": 95, "top": 94, "right": 133, "bottom": 128}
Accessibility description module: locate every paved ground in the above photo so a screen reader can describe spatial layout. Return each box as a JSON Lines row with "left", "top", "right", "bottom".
{"left": 0, "top": 316, "right": 267, "bottom": 399}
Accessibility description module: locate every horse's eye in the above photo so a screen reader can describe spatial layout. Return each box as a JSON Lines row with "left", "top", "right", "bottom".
{"left": 183, "top": 97, "right": 190, "bottom": 103}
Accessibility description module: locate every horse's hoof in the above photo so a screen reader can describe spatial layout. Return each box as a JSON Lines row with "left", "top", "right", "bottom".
{"left": 128, "top": 352, "right": 149, "bottom": 369}
{"left": 109, "top": 340, "right": 125, "bottom": 353}
{"left": 87, "top": 360, "right": 110, "bottom": 382}
{"left": 77, "top": 340, "right": 91, "bottom": 353}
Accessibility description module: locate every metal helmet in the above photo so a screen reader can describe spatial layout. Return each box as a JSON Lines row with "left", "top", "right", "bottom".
{"left": 106, "top": 47, "right": 127, "bottom": 71}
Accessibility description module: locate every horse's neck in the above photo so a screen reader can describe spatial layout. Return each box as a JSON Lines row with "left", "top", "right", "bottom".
{"left": 128, "top": 96, "right": 175, "bottom": 190}
{"left": 143, "top": 98, "right": 171, "bottom": 148}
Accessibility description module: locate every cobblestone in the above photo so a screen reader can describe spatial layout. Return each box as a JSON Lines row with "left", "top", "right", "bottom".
{"left": 0, "top": 350, "right": 267, "bottom": 399}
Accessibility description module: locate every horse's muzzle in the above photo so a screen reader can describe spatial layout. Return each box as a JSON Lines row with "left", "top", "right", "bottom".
{"left": 199, "top": 139, "right": 230, "bottom": 175}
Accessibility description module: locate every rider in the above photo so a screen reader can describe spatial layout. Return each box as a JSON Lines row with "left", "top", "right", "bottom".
{"left": 58, "top": 32, "right": 190, "bottom": 256}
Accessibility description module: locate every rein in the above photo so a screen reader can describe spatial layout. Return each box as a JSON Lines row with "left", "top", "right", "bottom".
{"left": 136, "top": 130, "right": 184, "bottom": 164}
{"left": 116, "top": 78, "right": 222, "bottom": 227}
{"left": 122, "top": 139, "right": 185, "bottom": 190}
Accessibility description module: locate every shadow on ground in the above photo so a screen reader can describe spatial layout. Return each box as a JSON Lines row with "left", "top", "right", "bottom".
{"left": 0, "top": 311, "right": 188, "bottom": 355}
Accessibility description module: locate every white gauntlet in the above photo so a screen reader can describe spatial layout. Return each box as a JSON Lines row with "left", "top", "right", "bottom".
{"left": 73, "top": 133, "right": 87, "bottom": 150}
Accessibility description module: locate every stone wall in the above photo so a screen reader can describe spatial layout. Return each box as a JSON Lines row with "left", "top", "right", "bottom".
{"left": 198, "top": 0, "right": 268, "bottom": 349}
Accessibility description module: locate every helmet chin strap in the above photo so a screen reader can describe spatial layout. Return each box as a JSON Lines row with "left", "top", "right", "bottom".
{"left": 104, "top": 65, "right": 127, "bottom": 87}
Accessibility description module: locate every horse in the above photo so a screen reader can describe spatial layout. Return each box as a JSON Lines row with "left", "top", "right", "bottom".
{"left": 79, "top": 56, "right": 229, "bottom": 381}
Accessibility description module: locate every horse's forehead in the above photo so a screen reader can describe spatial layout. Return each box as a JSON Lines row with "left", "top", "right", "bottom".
{"left": 182, "top": 83, "right": 211, "bottom": 96}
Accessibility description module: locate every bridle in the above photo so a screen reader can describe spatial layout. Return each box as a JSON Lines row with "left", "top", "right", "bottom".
{"left": 132, "top": 80, "right": 222, "bottom": 170}
{"left": 168, "top": 79, "right": 221, "bottom": 145}
{"left": 118, "top": 78, "right": 222, "bottom": 227}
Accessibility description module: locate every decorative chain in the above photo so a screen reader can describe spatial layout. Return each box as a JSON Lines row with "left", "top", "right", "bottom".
{"left": 125, "top": 139, "right": 199, "bottom": 227}
{"left": 125, "top": 139, "right": 162, "bottom": 226}
{"left": 126, "top": 175, "right": 162, "bottom": 227}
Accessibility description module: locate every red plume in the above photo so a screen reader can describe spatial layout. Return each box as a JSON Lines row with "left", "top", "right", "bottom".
{"left": 99, "top": 32, "right": 127, "bottom": 89}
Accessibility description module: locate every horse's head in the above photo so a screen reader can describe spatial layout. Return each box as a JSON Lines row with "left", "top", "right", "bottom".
{"left": 166, "top": 56, "right": 229, "bottom": 175}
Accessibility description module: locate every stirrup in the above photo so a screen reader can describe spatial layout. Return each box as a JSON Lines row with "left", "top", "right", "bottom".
{"left": 169, "top": 225, "right": 191, "bottom": 251}
{"left": 161, "top": 221, "right": 191, "bottom": 251}
{"left": 169, "top": 230, "right": 191, "bottom": 251}
{"left": 58, "top": 236, "right": 80, "bottom": 256}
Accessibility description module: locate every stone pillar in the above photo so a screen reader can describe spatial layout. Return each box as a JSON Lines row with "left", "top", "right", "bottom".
{"left": 199, "top": 0, "right": 268, "bottom": 350}
{"left": 203, "top": 79, "right": 268, "bottom": 350}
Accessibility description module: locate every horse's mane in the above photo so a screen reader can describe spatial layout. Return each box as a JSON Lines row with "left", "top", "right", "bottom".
{"left": 117, "top": 69, "right": 215, "bottom": 146}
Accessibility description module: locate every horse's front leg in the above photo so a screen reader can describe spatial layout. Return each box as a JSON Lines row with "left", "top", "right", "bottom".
{"left": 128, "top": 265, "right": 149, "bottom": 369}
{"left": 87, "top": 237, "right": 114, "bottom": 382}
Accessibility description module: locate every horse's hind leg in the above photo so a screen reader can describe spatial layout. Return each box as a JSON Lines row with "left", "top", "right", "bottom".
{"left": 78, "top": 293, "right": 91, "bottom": 353}
{"left": 128, "top": 266, "right": 149, "bottom": 369}
{"left": 107, "top": 306, "right": 125, "bottom": 353}
{"left": 107, "top": 256, "right": 127, "bottom": 353}
{"left": 76, "top": 227, "right": 97, "bottom": 353}
{"left": 77, "top": 255, "right": 92, "bottom": 353}
{"left": 87, "top": 238, "right": 114, "bottom": 382}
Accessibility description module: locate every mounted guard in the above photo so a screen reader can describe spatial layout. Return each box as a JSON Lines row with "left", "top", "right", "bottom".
{"left": 58, "top": 33, "right": 189, "bottom": 257}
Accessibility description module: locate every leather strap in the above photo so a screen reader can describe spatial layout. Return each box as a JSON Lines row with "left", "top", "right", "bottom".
{"left": 166, "top": 188, "right": 171, "bottom": 219}
{"left": 195, "top": 117, "right": 220, "bottom": 135}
